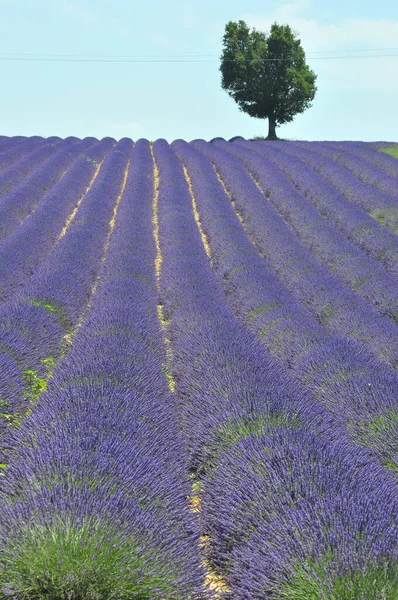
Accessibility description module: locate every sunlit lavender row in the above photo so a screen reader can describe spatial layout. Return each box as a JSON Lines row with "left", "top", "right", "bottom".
{"left": 0, "top": 135, "right": 397, "bottom": 599}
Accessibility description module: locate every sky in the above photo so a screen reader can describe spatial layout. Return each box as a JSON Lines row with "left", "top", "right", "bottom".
{"left": 0, "top": 0, "right": 397, "bottom": 141}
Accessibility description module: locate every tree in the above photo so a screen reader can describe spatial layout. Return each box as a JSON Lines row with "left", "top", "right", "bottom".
{"left": 220, "top": 21, "right": 317, "bottom": 140}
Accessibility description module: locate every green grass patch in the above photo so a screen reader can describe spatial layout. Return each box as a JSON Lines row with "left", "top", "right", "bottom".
{"left": 318, "top": 303, "right": 335, "bottom": 326}
{"left": 28, "top": 471, "right": 120, "bottom": 495}
{"left": 281, "top": 560, "right": 398, "bottom": 599}
{"left": 0, "top": 515, "right": 184, "bottom": 599}
{"left": 30, "top": 299, "right": 56, "bottom": 312}
{"left": 1, "top": 359, "right": 55, "bottom": 431}
{"left": 354, "top": 410, "right": 398, "bottom": 472}
{"left": 191, "top": 480, "right": 203, "bottom": 493}
{"left": 225, "top": 412, "right": 300, "bottom": 444}
{"left": 0, "top": 412, "right": 23, "bottom": 427}
{"left": 357, "top": 410, "right": 398, "bottom": 442}
{"left": 1, "top": 397, "right": 23, "bottom": 427}
{"left": 258, "top": 318, "right": 285, "bottom": 337}
{"left": 351, "top": 274, "right": 370, "bottom": 292}
{"left": 217, "top": 414, "right": 268, "bottom": 447}
{"left": 23, "top": 369, "right": 47, "bottom": 398}
{"left": 224, "top": 265, "right": 247, "bottom": 280}
{"left": 370, "top": 207, "right": 398, "bottom": 232}
{"left": 370, "top": 208, "right": 387, "bottom": 225}
{"left": 246, "top": 302, "right": 280, "bottom": 323}
{"left": 28, "top": 299, "right": 71, "bottom": 329}
{"left": 201, "top": 412, "right": 300, "bottom": 475}
{"left": 379, "top": 145, "right": 398, "bottom": 159}
{"left": 384, "top": 461, "right": 398, "bottom": 474}
{"left": 40, "top": 357, "right": 56, "bottom": 368}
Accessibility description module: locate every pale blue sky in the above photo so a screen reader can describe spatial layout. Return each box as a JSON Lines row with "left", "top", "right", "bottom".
{"left": 0, "top": 0, "right": 397, "bottom": 141}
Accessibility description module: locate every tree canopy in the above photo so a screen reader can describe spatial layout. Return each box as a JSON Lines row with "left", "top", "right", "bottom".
{"left": 220, "top": 21, "right": 317, "bottom": 139}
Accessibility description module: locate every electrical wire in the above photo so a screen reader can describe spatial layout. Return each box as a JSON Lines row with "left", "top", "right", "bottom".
{"left": 0, "top": 47, "right": 397, "bottom": 62}
{"left": 1, "top": 46, "right": 398, "bottom": 57}
{"left": 0, "top": 55, "right": 397, "bottom": 63}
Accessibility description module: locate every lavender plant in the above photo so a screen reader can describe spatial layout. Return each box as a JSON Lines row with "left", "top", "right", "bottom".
{"left": 221, "top": 140, "right": 398, "bottom": 323}
{"left": 242, "top": 141, "right": 398, "bottom": 277}
{"left": 175, "top": 139, "right": 398, "bottom": 475}
{"left": 0, "top": 135, "right": 397, "bottom": 598}
{"left": 190, "top": 139, "right": 398, "bottom": 368}
{"left": 0, "top": 137, "right": 96, "bottom": 243}
{"left": 0, "top": 138, "right": 64, "bottom": 199}
{"left": 0, "top": 139, "right": 205, "bottom": 599}
{"left": 0, "top": 138, "right": 130, "bottom": 460}
{"left": 300, "top": 141, "right": 398, "bottom": 197}
{"left": 0, "top": 137, "right": 47, "bottom": 171}
{"left": 152, "top": 139, "right": 398, "bottom": 596}
{"left": 274, "top": 140, "right": 398, "bottom": 232}
{"left": 0, "top": 137, "right": 114, "bottom": 303}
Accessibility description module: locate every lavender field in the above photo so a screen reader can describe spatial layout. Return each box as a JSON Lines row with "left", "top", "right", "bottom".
{"left": 0, "top": 135, "right": 398, "bottom": 599}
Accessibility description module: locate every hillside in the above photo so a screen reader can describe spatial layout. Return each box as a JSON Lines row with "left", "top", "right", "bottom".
{"left": 1, "top": 136, "right": 398, "bottom": 599}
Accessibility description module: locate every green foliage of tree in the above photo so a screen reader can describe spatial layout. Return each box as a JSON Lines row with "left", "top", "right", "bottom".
{"left": 220, "top": 20, "right": 317, "bottom": 139}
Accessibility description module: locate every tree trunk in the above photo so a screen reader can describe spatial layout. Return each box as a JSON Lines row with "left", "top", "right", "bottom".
{"left": 267, "top": 114, "right": 278, "bottom": 140}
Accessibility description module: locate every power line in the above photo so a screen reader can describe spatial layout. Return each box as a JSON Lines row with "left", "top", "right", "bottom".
{"left": 0, "top": 54, "right": 397, "bottom": 63}
{"left": 308, "top": 47, "right": 398, "bottom": 54}
{"left": 1, "top": 46, "right": 398, "bottom": 58}
{"left": 0, "top": 46, "right": 397, "bottom": 63}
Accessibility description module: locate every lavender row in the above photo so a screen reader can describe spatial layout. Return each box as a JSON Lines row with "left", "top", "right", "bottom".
{"left": 203, "top": 427, "right": 398, "bottom": 599}
{"left": 0, "top": 135, "right": 24, "bottom": 143}
{"left": 0, "top": 138, "right": 130, "bottom": 456}
{"left": 155, "top": 138, "right": 307, "bottom": 469}
{"left": 154, "top": 139, "right": 398, "bottom": 597}
{"left": 303, "top": 141, "right": 398, "bottom": 177}
{"left": 0, "top": 136, "right": 47, "bottom": 171}
{"left": 299, "top": 140, "right": 398, "bottom": 197}
{"left": 172, "top": 140, "right": 321, "bottom": 367}
{"left": 246, "top": 141, "right": 398, "bottom": 277}
{"left": 331, "top": 141, "right": 398, "bottom": 178}
{"left": 0, "top": 136, "right": 27, "bottom": 152}
{"left": 0, "top": 137, "right": 67, "bottom": 199}
{"left": 232, "top": 140, "right": 398, "bottom": 323}
{"left": 0, "top": 136, "right": 42, "bottom": 149}
{"left": 275, "top": 140, "right": 398, "bottom": 232}
{"left": 0, "top": 137, "right": 97, "bottom": 244}
{"left": 193, "top": 139, "right": 398, "bottom": 368}
{"left": 0, "top": 139, "right": 205, "bottom": 599}
{"left": 0, "top": 136, "right": 44, "bottom": 160}
{"left": 0, "top": 137, "right": 114, "bottom": 304}
{"left": 178, "top": 140, "right": 398, "bottom": 478}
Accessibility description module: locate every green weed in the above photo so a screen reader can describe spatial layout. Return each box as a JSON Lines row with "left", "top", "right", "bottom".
{"left": 258, "top": 318, "right": 285, "bottom": 336}
{"left": 40, "top": 357, "right": 56, "bottom": 368}
{"left": 379, "top": 145, "right": 398, "bottom": 159}
{"left": 201, "top": 412, "right": 300, "bottom": 474}
{"left": 23, "top": 369, "right": 47, "bottom": 398}
{"left": 0, "top": 515, "right": 184, "bottom": 599}
{"left": 357, "top": 410, "right": 398, "bottom": 442}
{"left": 29, "top": 299, "right": 71, "bottom": 329}
{"left": 281, "top": 559, "right": 398, "bottom": 599}
{"left": 246, "top": 302, "right": 279, "bottom": 323}
{"left": 224, "top": 265, "right": 247, "bottom": 280}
